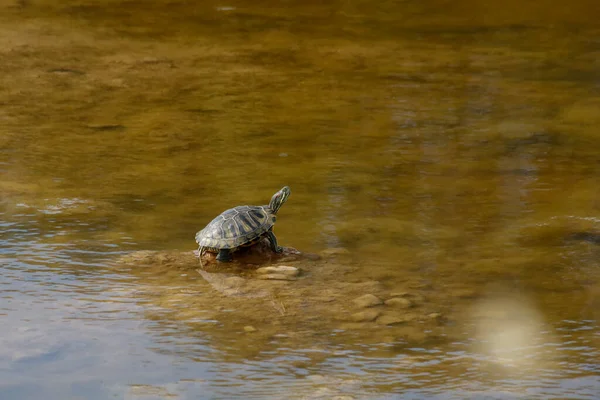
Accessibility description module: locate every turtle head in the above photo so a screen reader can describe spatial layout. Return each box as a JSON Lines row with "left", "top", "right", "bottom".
{"left": 269, "top": 186, "right": 291, "bottom": 214}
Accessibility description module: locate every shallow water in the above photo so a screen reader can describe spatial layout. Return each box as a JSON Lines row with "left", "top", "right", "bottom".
{"left": 1, "top": 0, "right": 600, "bottom": 398}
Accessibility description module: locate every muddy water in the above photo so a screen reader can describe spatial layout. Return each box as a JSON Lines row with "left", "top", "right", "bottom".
{"left": 1, "top": 0, "right": 600, "bottom": 398}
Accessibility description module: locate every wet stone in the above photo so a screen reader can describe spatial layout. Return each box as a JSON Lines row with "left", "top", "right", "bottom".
{"left": 350, "top": 309, "right": 381, "bottom": 322}
{"left": 384, "top": 297, "right": 413, "bottom": 308}
{"left": 255, "top": 265, "right": 300, "bottom": 277}
{"left": 352, "top": 294, "right": 383, "bottom": 308}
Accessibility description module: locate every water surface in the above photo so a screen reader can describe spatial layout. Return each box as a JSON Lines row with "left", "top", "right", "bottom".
{"left": 1, "top": 0, "right": 599, "bottom": 398}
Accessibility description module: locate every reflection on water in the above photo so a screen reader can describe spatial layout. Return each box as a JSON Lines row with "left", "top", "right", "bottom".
{"left": 1, "top": 0, "right": 600, "bottom": 398}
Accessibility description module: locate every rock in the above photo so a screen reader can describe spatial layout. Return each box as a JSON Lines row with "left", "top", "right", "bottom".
{"left": 352, "top": 294, "right": 383, "bottom": 308}
{"left": 243, "top": 326, "right": 257, "bottom": 332}
{"left": 332, "top": 396, "right": 355, "bottom": 400}
{"left": 256, "top": 273, "right": 296, "bottom": 281}
{"left": 350, "top": 309, "right": 380, "bottom": 322}
{"left": 255, "top": 265, "right": 300, "bottom": 277}
{"left": 384, "top": 297, "right": 413, "bottom": 308}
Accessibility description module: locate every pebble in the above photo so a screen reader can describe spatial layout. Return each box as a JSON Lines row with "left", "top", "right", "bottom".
{"left": 352, "top": 294, "right": 383, "bottom": 308}
{"left": 384, "top": 297, "right": 413, "bottom": 308}
{"left": 255, "top": 265, "right": 300, "bottom": 277}
{"left": 243, "top": 326, "right": 257, "bottom": 332}
{"left": 350, "top": 309, "right": 381, "bottom": 322}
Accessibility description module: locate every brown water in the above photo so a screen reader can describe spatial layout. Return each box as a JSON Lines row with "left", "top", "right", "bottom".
{"left": 1, "top": 0, "right": 600, "bottom": 398}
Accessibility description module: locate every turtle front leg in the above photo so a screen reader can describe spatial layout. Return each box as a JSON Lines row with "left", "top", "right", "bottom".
{"left": 266, "top": 231, "right": 283, "bottom": 253}
{"left": 216, "top": 249, "right": 233, "bottom": 262}
{"left": 197, "top": 245, "right": 204, "bottom": 268}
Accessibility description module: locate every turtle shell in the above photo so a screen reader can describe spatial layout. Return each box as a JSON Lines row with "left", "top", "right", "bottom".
{"left": 195, "top": 205, "right": 275, "bottom": 251}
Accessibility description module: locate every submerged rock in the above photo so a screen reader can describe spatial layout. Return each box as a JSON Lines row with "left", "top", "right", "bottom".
{"left": 110, "top": 248, "right": 457, "bottom": 349}
{"left": 384, "top": 297, "right": 413, "bottom": 308}
{"left": 350, "top": 309, "right": 380, "bottom": 322}
{"left": 352, "top": 294, "right": 383, "bottom": 308}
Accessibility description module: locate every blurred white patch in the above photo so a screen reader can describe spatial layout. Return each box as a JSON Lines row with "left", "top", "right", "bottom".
{"left": 471, "top": 289, "right": 557, "bottom": 371}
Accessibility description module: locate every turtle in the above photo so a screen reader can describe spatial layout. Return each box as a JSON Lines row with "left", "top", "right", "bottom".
{"left": 195, "top": 186, "right": 291, "bottom": 267}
